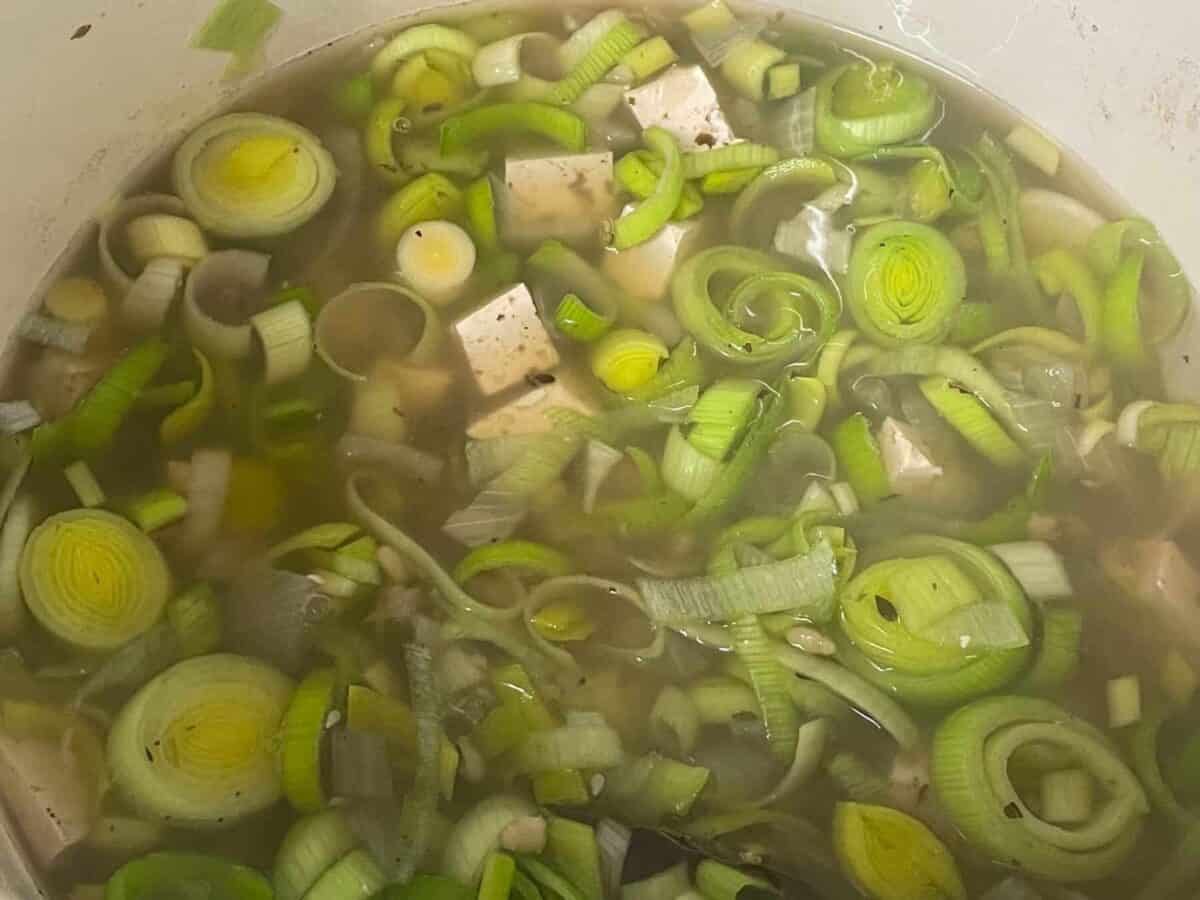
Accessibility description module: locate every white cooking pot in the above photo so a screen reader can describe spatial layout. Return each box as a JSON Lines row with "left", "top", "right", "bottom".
{"left": 0, "top": 0, "right": 1198, "bottom": 893}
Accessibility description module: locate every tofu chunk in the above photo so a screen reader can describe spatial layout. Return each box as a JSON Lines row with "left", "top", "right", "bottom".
{"left": 878, "top": 417, "right": 944, "bottom": 496}
{"left": 454, "top": 283, "right": 560, "bottom": 397}
{"left": 0, "top": 732, "right": 95, "bottom": 868}
{"left": 500, "top": 153, "right": 617, "bottom": 247}
{"left": 467, "top": 368, "right": 600, "bottom": 439}
{"left": 623, "top": 65, "right": 736, "bottom": 150}
{"left": 602, "top": 212, "right": 708, "bottom": 303}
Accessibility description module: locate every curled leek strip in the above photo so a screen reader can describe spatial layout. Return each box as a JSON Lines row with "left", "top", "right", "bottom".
{"left": 835, "top": 534, "right": 1034, "bottom": 707}
{"left": 1129, "top": 708, "right": 1198, "bottom": 830}
{"left": 1031, "top": 249, "right": 1104, "bottom": 352}
{"left": 672, "top": 245, "right": 841, "bottom": 366}
{"left": 931, "top": 695, "right": 1148, "bottom": 882}
{"left": 440, "top": 101, "right": 588, "bottom": 154}
{"left": 173, "top": 114, "right": 338, "bottom": 239}
{"left": 20, "top": 509, "right": 171, "bottom": 651}
{"left": 108, "top": 654, "right": 293, "bottom": 829}
{"left": 814, "top": 62, "right": 940, "bottom": 158}
{"left": 346, "top": 473, "right": 521, "bottom": 623}
{"left": 729, "top": 157, "right": 840, "bottom": 247}
{"left": 846, "top": 220, "right": 967, "bottom": 347}
{"left": 612, "top": 127, "right": 683, "bottom": 250}
{"left": 522, "top": 575, "right": 663, "bottom": 671}
{"left": 547, "top": 18, "right": 644, "bottom": 105}
{"left": 369, "top": 23, "right": 479, "bottom": 83}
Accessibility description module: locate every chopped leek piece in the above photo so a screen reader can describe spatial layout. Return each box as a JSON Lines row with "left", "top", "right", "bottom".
{"left": 105, "top": 851, "right": 273, "bottom": 900}
{"left": 20, "top": 509, "right": 171, "bottom": 651}
{"left": 1040, "top": 768, "right": 1094, "bottom": 825}
{"left": 108, "top": 654, "right": 293, "bottom": 828}
{"left": 273, "top": 810, "right": 358, "bottom": 900}
{"left": 441, "top": 102, "right": 588, "bottom": 154}
{"left": 695, "top": 859, "right": 777, "bottom": 900}
{"left": 548, "top": 18, "right": 644, "bottom": 105}
{"left": 590, "top": 328, "right": 669, "bottom": 392}
{"left": 280, "top": 667, "right": 339, "bottom": 813}
{"left": 63, "top": 460, "right": 105, "bottom": 508}
{"left": 45, "top": 277, "right": 109, "bottom": 324}
{"left": 1107, "top": 674, "right": 1141, "bottom": 728}
{"left": 816, "top": 62, "right": 939, "bottom": 157}
{"left": 370, "top": 24, "right": 479, "bottom": 83}
{"left": 622, "top": 36, "right": 677, "bottom": 81}
{"left": 396, "top": 220, "right": 478, "bottom": 306}
{"left": 833, "top": 803, "right": 966, "bottom": 900}
{"left": 120, "top": 487, "right": 188, "bottom": 532}
{"left": 442, "top": 794, "right": 538, "bottom": 887}
{"left": 251, "top": 300, "right": 312, "bottom": 386}
{"left": 613, "top": 127, "right": 683, "bottom": 250}
{"left": 375, "top": 173, "right": 464, "bottom": 251}
{"left": 174, "top": 113, "right": 337, "bottom": 239}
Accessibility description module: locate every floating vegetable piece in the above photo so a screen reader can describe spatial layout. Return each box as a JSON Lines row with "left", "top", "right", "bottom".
{"left": 833, "top": 802, "right": 966, "bottom": 900}
{"left": 315, "top": 282, "right": 441, "bottom": 381}
{"left": 99, "top": 194, "right": 192, "bottom": 295}
{"left": 931, "top": 695, "right": 1148, "bottom": 882}
{"left": 836, "top": 535, "right": 1034, "bottom": 707}
{"left": 847, "top": 220, "right": 967, "bottom": 347}
{"left": 20, "top": 509, "right": 170, "bottom": 651}
{"left": 395, "top": 220, "right": 478, "bottom": 306}
{"left": 160, "top": 349, "right": 216, "bottom": 446}
{"left": 251, "top": 299, "right": 313, "bottom": 385}
{"left": 183, "top": 249, "right": 271, "bottom": 361}
{"left": 590, "top": 328, "right": 669, "bottom": 392}
{"left": 815, "top": 62, "right": 940, "bottom": 157}
{"left": 174, "top": 113, "right": 337, "bottom": 238}
{"left": 106, "top": 850, "right": 273, "bottom": 900}
{"left": 107, "top": 654, "right": 293, "bottom": 829}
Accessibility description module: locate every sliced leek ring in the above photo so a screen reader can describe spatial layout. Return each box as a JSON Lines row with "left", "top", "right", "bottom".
{"left": 183, "top": 250, "right": 272, "bottom": 361}
{"left": 314, "top": 282, "right": 442, "bottom": 381}
{"left": 107, "top": 654, "right": 293, "bottom": 829}
{"left": 174, "top": 113, "right": 338, "bottom": 239}
{"left": 19, "top": 509, "right": 171, "bottom": 651}
{"left": 395, "top": 220, "right": 477, "bottom": 307}
{"left": 99, "top": 194, "right": 191, "bottom": 295}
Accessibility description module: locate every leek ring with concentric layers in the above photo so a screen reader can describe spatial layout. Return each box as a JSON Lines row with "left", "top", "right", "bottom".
{"left": 931, "top": 695, "right": 1148, "bottom": 882}
{"left": 836, "top": 534, "right": 1033, "bottom": 707}
{"left": 107, "top": 653, "right": 293, "bottom": 829}
{"left": 672, "top": 245, "right": 841, "bottom": 366}
{"left": 174, "top": 113, "right": 338, "bottom": 239}
{"left": 19, "top": 509, "right": 171, "bottom": 651}
{"left": 846, "top": 220, "right": 967, "bottom": 347}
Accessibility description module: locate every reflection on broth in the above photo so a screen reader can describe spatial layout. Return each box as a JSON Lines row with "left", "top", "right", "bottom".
{"left": 1, "top": 3, "right": 1198, "bottom": 899}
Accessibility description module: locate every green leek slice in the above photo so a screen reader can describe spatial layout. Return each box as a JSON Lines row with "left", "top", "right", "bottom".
{"left": 107, "top": 654, "right": 292, "bottom": 829}
{"left": 273, "top": 810, "right": 359, "bottom": 900}
{"left": 280, "top": 667, "right": 339, "bottom": 813}
{"left": 105, "top": 851, "right": 273, "bottom": 900}
{"left": 20, "top": 509, "right": 171, "bottom": 651}
{"left": 932, "top": 695, "right": 1148, "bottom": 882}
{"left": 846, "top": 220, "right": 967, "bottom": 347}
{"left": 833, "top": 803, "right": 965, "bottom": 900}
{"left": 836, "top": 535, "right": 1034, "bottom": 707}
{"left": 815, "top": 62, "right": 939, "bottom": 157}
{"left": 173, "top": 113, "right": 337, "bottom": 239}
{"left": 612, "top": 127, "right": 683, "bottom": 250}
{"left": 672, "top": 245, "right": 840, "bottom": 366}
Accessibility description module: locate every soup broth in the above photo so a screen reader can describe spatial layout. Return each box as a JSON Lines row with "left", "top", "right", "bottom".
{"left": 3, "top": 3, "right": 1199, "bottom": 899}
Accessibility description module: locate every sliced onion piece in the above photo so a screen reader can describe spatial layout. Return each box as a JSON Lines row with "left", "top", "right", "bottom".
{"left": 99, "top": 194, "right": 190, "bottom": 295}
{"left": 173, "top": 113, "right": 338, "bottom": 239}
{"left": 19, "top": 509, "right": 171, "bottom": 651}
{"left": 107, "top": 654, "right": 293, "bottom": 829}
{"left": 315, "top": 282, "right": 441, "bottom": 381}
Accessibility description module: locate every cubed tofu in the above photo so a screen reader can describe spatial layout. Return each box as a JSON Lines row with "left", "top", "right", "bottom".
{"left": 0, "top": 732, "right": 95, "bottom": 869}
{"left": 467, "top": 368, "right": 600, "bottom": 439}
{"left": 602, "top": 211, "right": 708, "bottom": 303}
{"left": 623, "top": 65, "right": 737, "bottom": 150}
{"left": 878, "top": 417, "right": 944, "bottom": 496}
{"left": 454, "top": 283, "right": 560, "bottom": 397}
{"left": 500, "top": 153, "right": 617, "bottom": 247}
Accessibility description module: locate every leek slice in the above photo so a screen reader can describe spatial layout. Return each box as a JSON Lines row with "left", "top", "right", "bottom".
{"left": 370, "top": 24, "right": 479, "bottom": 83}
{"left": 728, "top": 157, "right": 840, "bottom": 246}
{"left": 440, "top": 101, "right": 588, "bottom": 154}
{"left": 280, "top": 667, "right": 338, "bottom": 813}
{"left": 815, "top": 62, "right": 939, "bottom": 157}
{"left": 273, "top": 810, "right": 359, "bottom": 900}
{"left": 672, "top": 245, "right": 840, "bottom": 366}
{"left": 836, "top": 535, "right": 1034, "bottom": 707}
{"left": 105, "top": 851, "right": 273, "bottom": 900}
{"left": 20, "top": 509, "right": 170, "bottom": 651}
{"left": 833, "top": 803, "right": 965, "bottom": 900}
{"left": 174, "top": 113, "right": 337, "bottom": 239}
{"left": 613, "top": 127, "right": 683, "bottom": 250}
{"left": 931, "top": 695, "right": 1148, "bottom": 882}
{"left": 846, "top": 220, "right": 967, "bottom": 347}
{"left": 108, "top": 654, "right": 292, "bottom": 829}
{"left": 314, "top": 282, "right": 441, "bottom": 381}
{"left": 442, "top": 794, "right": 538, "bottom": 887}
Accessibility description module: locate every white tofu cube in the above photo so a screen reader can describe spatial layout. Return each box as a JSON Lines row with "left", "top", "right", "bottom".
{"left": 602, "top": 211, "right": 708, "bottom": 303}
{"left": 878, "top": 417, "right": 943, "bottom": 496}
{"left": 453, "top": 283, "right": 560, "bottom": 397}
{"left": 500, "top": 153, "right": 618, "bottom": 247}
{"left": 467, "top": 368, "right": 600, "bottom": 439}
{"left": 623, "top": 65, "right": 736, "bottom": 150}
